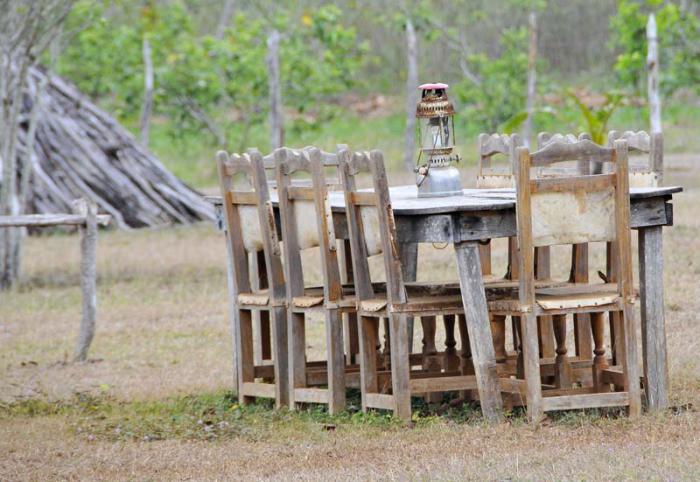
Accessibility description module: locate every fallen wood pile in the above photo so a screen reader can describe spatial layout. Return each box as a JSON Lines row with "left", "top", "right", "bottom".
{"left": 14, "top": 67, "right": 213, "bottom": 228}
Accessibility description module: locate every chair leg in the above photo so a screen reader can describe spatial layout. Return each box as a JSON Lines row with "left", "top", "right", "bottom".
{"left": 620, "top": 306, "right": 642, "bottom": 418}
{"left": 358, "top": 315, "right": 379, "bottom": 412}
{"left": 389, "top": 313, "right": 412, "bottom": 422}
{"left": 421, "top": 316, "right": 440, "bottom": 373}
{"left": 513, "top": 316, "right": 524, "bottom": 379}
{"left": 326, "top": 309, "right": 346, "bottom": 414}
{"left": 259, "top": 310, "right": 272, "bottom": 362}
{"left": 421, "top": 315, "right": 440, "bottom": 403}
{"left": 521, "top": 313, "right": 543, "bottom": 422}
{"left": 271, "top": 306, "right": 289, "bottom": 408}
{"left": 457, "top": 314, "right": 474, "bottom": 401}
{"left": 590, "top": 311, "right": 609, "bottom": 391}
{"left": 491, "top": 315, "right": 508, "bottom": 363}
{"left": 237, "top": 308, "right": 255, "bottom": 405}
{"left": 610, "top": 311, "right": 624, "bottom": 371}
{"left": 537, "top": 315, "right": 556, "bottom": 358}
{"left": 443, "top": 314, "right": 460, "bottom": 371}
{"left": 288, "top": 311, "right": 306, "bottom": 410}
{"left": 553, "top": 314, "right": 573, "bottom": 389}
{"left": 344, "top": 311, "right": 359, "bottom": 365}
{"left": 382, "top": 318, "right": 391, "bottom": 370}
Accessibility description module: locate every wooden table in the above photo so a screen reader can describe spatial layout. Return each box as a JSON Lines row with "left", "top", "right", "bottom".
{"left": 209, "top": 184, "right": 681, "bottom": 419}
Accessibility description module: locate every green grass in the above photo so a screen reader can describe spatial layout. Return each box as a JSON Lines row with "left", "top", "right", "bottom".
{"left": 1, "top": 390, "right": 641, "bottom": 444}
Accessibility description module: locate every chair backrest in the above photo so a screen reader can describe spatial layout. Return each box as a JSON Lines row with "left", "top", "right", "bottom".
{"left": 537, "top": 132, "right": 596, "bottom": 283}
{"left": 537, "top": 132, "right": 580, "bottom": 147}
{"left": 476, "top": 133, "right": 522, "bottom": 188}
{"left": 275, "top": 146, "right": 344, "bottom": 302}
{"left": 608, "top": 130, "right": 663, "bottom": 187}
{"left": 216, "top": 149, "right": 286, "bottom": 303}
{"left": 515, "top": 138, "right": 634, "bottom": 304}
{"left": 339, "top": 149, "right": 406, "bottom": 306}
{"left": 537, "top": 132, "right": 593, "bottom": 176}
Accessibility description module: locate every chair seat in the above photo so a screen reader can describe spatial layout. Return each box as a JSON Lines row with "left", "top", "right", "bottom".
{"left": 488, "top": 283, "right": 622, "bottom": 314}
{"left": 243, "top": 282, "right": 464, "bottom": 311}
{"left": 360, "top": 294, "right": 465, "bottom": 314}
{"left": 237, "top": 291, "right": 270, "bottom": 306}
{"left": 536, "top": 288, "right": 619, "bottom": 310}
{"left": 239, "top": 286, "right": 326, "bottom": 308}
{"left": 292, "top": 295, "right": 325, "bottom": 308}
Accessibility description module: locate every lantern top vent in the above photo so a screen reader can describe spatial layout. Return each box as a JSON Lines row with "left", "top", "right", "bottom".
{"left": 416, "top": 82, "right": 455, "bottom": 118}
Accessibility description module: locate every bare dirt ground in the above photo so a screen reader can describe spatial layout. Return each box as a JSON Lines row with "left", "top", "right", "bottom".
{"left": 1, "top": 154, "right": 699, "bottom": 481}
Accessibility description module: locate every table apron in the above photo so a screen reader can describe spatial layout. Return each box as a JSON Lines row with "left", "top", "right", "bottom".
{"left": 214, "top": 196, "right": 673, "bottom": 244}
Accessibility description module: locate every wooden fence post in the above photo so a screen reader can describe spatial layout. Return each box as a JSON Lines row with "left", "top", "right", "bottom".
{"left": 266, "top": 29, "right": 283, "bottom": 150}
{"left": 404, "top": 18, "right": 418, "bottom": 172}
{"left": 522, "top": 11, "right": 537, "bottom": 148}
{"left": 647, "top": 14, "right": 662, "bottom": 134}
{"left": 73, "top": 198, "right": 98, "bottom": 362}
{"left": 140, "top": 37, "right": 154, "bottom": 146}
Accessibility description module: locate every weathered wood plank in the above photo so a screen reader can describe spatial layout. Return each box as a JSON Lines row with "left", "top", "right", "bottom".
{"left": 207, "top": 187, "right": 680, "bottom": 236}
{"left": 541, "top": 392, "right": 629, "bottom": 411}
{"left": 398, "top": 242, "right": 418, "bottom": 354}
{"left": 0, "top": 213, "right": 111, "bottom": 227}
{"left": 409, "top": 375, "right": 477, "bottom": 393}
{"left": 293, "top": 387, "right": 329, "bottom": 404}
{"left": 365, "top": 393, "right": 395, "bottom": 410}
{"left": 638, "top": 226, "right": 669, "bottom": 410}
{"left": 454, "top": 241, "right": 503, "bottom": 422}
{"left": 241, "top": 382, "right": 277, "bottom": 399}
{"left": 74, "top": 200, "right": 98, "bottom": 362}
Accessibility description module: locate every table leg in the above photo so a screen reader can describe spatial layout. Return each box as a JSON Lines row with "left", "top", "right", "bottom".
{"left": 399, "top": 242, "right": 419, "bottom": 353}
{"left": 638, "top": 226, "right": 669, "bottom": 410}
{"left": 454, "top": 241, "right": 503, "bottom": 422}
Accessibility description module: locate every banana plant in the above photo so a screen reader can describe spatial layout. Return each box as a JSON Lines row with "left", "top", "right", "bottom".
{"left": 566, "top": 90, "right": 624, "bottom": 145}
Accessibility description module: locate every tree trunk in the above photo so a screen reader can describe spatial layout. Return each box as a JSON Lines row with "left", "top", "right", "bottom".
{"left": 215, "top": 0, "right": 236, "bottom": 40}
{"left": 0, "top": 61, "right": 28, "bottom": 290}
{"left": 647, "top": 14, "right": 662, "bottom": 134}
{"left": 404, "top": 18, "right": 418, "bottom": 172}
{"left": 523, "top": 11, "right": 537, "bottom": 148}
{"left": 140, "top": 37, "right": 154, "bottom": 146}
{"left": 266, "top": 29, "right": 283, "bottom": 150}
{"left": 0, "top": 1, "right": 78, "bottom": 289}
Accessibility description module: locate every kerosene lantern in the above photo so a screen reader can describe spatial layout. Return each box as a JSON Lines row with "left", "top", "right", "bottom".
{"left": 415, "top": 83, "right": 462, "bottom": 197}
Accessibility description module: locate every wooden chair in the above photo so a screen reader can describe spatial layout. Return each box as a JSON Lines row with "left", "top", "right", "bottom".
{"left": 536, "top": 132, "right": 595, "bottom": 365}
{"left": 275, "top": 145, "right": 356, "bottom": 414}
{"left": 476, "top": 133, "right": 522, "bottom": 279}
{"left": 605, "top": 131, "right": 663, "bottom": 367}
{"left": 476, "top": 133, "right": 521, "bottom": 190}
{"left": 216, "top": 149, "right": 289, "bottom": 408}
{"left": 608, "top": 130, "right": 663, "bottom": 187}
{"left": 488, "top": 137, "right": 642, "bottom": 421}
{"left": 477, "top": 133, "right": 560, "bottom": 377}
{"left": 339, "top": 149, "right": 484, "bottom": 422}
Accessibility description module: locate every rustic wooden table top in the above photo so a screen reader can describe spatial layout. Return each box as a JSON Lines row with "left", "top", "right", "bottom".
{"left": 326, "top": 185, "right": 683, "bottom": 215}
{"left": 207, "top": 184, "right": 682, "bottom": 214}
{"left": 206, "top": 185, "right": 681, "bottom": 241}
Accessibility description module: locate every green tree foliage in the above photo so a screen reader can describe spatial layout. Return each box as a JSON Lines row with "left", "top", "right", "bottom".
{"left": 57, "top": 1, "right": 367, "bottom": 145}
{"left": 610, "top": 0, "right": 700, "bottom": 96}
{"left": 452, "top": 27, "right": 530, "bottom": 133}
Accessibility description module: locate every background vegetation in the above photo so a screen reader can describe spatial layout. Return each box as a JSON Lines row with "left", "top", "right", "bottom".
{"left": 50, "top": 0, "right": 700, "bottom": 186}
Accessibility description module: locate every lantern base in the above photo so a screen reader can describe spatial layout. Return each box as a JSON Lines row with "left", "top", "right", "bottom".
{"left": 416, "top": 166, "right": 463, "bottom": 198}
